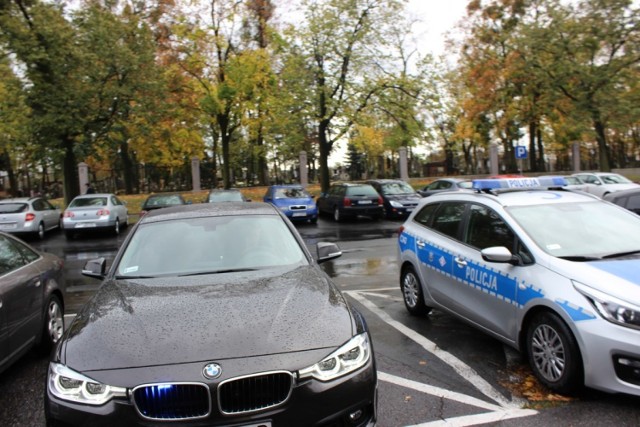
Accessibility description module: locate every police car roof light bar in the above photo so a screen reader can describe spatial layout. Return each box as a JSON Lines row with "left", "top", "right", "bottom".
{"left": 472, "top": 176, "right": 568, "bottom": 192}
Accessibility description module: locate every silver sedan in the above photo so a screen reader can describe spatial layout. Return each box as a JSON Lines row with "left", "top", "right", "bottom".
{"left": 62, "top": 193, "right": 128, "bottom": 239}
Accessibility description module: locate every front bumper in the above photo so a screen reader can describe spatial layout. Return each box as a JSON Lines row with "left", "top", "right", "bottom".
{"left": 577, "top": 317, "right": 640, "bottom": 395}
{"left": 45, "top": 358, "right": 377, "bottom": 427}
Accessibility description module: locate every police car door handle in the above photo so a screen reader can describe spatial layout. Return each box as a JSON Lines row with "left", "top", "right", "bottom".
{"left": 454, "top": 257, "right": 467, "bottom": 267}
{"left": 417, "top": 240, "right": 426, "bottom": 249}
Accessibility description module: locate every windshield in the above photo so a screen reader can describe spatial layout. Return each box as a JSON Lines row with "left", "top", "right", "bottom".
{"left": 380, "top": 182, "right": 416, "bottom": 195}
{"left": 208, "top": 191, "right": 244, "bottom": 202}
{"left": 69, "top": 197, "right": 107, "bottom": 207}
{"left": 274, "top": 187, "right": 310, "bottom": 199}
{"left": 0, "top": 203, "right": 27, "bottom": 214}
{"left": 601, "top": 174, "right": 633, "bottom": 184}
{"left": 508, "top": 201, "right": 640, "bottom": 259}
{"left": 346, "top": 185, "right": 379, "bottom": 197}
{"left": 144, "top": 195, "right": 183, "bottom": 207}
{"left": 116, "top": 215, "right": 307, "bottom": 277}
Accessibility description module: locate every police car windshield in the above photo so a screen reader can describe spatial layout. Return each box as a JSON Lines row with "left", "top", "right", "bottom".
{"left": 507, "top": 201, "right": 640, "bottom": 259}
{"left": 115, "top": 215, "right": 308, "bottom": 278}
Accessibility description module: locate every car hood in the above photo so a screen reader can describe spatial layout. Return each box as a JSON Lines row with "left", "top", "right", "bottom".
{"left": 554, "top": 257, "right": 640, "bottom": 304}
{"left": 606, "top": 183, "right": 640, "bottom": 192}
{"left": 61, "top": 266, "right": 353, "bottom": 371}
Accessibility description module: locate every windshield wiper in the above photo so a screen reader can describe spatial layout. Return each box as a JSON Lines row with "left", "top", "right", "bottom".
{"left": 557, "top": 256, "right": 601, "bottom": 262}
{"left": 115, "top": 275, "right": 157, "bottom": 279}
{"left": 178, "top": 268, "right": 260, "bottom": 277}
{"left": 601, "top": 250, "right": 640, "bottom": 259}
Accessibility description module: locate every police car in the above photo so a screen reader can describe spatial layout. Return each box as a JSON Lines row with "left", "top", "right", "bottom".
{"left": 398, "top": 176, "right": 640, "bottom": 396}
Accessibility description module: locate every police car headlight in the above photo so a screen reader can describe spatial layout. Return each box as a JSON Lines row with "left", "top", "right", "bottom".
{"left": 48, "top": 363, "right": 127, "bottom": 405}
{"left": 574, "top": 282, "right": 640, "bottom": 330}
{"left": 390, "top": 200, "right": 403, "bottom": 208}
{"left": 298, "top": 333, "right": 371, "bottom": 381}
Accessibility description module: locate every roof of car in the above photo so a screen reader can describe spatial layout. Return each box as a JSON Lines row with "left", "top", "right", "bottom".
{"left": 604, "top": 187, "right": 640, "bottom": 200}
{"left": 0, "top": 197, "right": 32, "bottom": 203}
{"left": 423, "top": 177, "right": 601, "bottom": 208}
{"left": 139, "top": 201, "right": 278, "bottom": 223}
{"left": 72, "top": 193, "right": 115, "bottom": 198}
{"left": 366, "top": 179, "right": 406, "bottom": 183}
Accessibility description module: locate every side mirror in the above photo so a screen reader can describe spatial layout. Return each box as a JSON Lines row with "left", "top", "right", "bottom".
{"left": 82, "top": 257, "right": 107, "bottom": 279}
{"left": 481, "top": 247, "right": 520, "bottom": 266}
{"left": 317, "top": 242, "right": 342, "bottom": 264}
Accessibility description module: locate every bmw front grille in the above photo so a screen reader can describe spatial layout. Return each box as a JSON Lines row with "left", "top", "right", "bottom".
{"left": 132, "top": 382, "right": 211, "bottom": 420}
{"left": 218, "top": 371, "right": 293, "bottom": 415}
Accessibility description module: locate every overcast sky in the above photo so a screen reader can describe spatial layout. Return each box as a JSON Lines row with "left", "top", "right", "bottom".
{"left": 406, "top": 0, "right": 470, "bottom": 56}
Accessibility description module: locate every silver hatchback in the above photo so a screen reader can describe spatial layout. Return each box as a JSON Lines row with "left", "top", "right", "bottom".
{"left": 0, "top": 197, "right": 61, "bottom": 239}
{"left": 62, "top": 193, "right": 128, "bottom": 239}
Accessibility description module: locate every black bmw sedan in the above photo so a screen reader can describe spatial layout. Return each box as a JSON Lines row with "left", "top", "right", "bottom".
{"left": 45, "top": 202, "right": 377, "bottom": 426}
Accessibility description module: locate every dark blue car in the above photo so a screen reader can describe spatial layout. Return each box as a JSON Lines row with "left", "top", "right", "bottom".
{"left": 263, "top": 185, "right": 318, "bottom": 224}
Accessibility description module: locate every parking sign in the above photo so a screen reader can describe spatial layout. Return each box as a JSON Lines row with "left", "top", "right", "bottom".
{"left": 515, "top": 146, "right": 528, "bottom": 159}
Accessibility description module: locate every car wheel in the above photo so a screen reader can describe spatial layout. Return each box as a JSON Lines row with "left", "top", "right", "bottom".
{"left": 38, "top": 295, "right": 64, "bottom": 354}
{"left": 64, "top": 230, "right": 74, "bottom": 240}
{"left": 333, "top": 207, "right": 342, "bottom": 222}
{"left": 526, "top": 311, "right": 583, "bottom": 394}
{"left": 113, "top": 218, "right": 120, "bottom": 236}
{"left": 401, "top": 266, "right": 432, "bottom": 316}
{"left": 35, "top": 222, "right": 45, "bottom": 240}
{"left": 310, "top": 217, "right": 318, "bottom": 224}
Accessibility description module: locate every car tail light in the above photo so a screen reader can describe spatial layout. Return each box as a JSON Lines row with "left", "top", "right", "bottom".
{"left": 377, "top": 196, "right": 383, "bottom": 206}
{"left": 25, "top": 213, "right": 36, "bottom": 222}
{"left": 63, "top": 211, "right": 74, "bottom": 218}
{"left": 97, "top": 209, "right": 110, "bottom": 216}
{"left": 343, "top": 198, "right": 352, "bottom": 207}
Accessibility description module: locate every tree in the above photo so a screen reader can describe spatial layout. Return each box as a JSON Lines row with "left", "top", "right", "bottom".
{"left": 288, "top": 0, "right": 407, "bottom": 192}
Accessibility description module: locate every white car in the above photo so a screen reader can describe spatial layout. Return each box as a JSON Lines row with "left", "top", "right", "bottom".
{"left": 572, "top": 172, "right": 640, "bottom": 198}
{"left": 398, "top": 176, "right": 640, "bottom": 397}
{"left": 62, "top": 193, "right": 128, "bottom": 239}
{"left": 0, "top": 197, "right": 61, "bottom": 239}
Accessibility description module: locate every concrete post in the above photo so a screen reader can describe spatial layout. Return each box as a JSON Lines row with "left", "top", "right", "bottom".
{"left": 191, "top": 157, "right": 201, "bottom": 192}
{"left": 78, "top": 162, "right": 89, "bottom": 193}
{"left": 299, "top": 151, "right": 308, "bottom": 187}
{"left": 489, "top": 143, "right": 499, "bottom": 176}
{"left": 399, "top": 147, "right": 408, "bottom": 180}
{"left": 572, "top": 142, "right": 581, "bottom": 172}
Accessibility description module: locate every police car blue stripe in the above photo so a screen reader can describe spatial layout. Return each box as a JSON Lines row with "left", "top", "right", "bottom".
{"left": 401, "top": 234, "right": 544, "bottom": 308}
{"left": 557, "top": 300, "right": 596, "bottom": 321}
{"left": 586, "top": 260, "right": 640, "bottom": 287}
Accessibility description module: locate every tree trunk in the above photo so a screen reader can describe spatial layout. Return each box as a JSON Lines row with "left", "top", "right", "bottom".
{"left": 62, "top": 137, "right": 79, "bottom": 205}
{"left": 318, "top": 119, "right": 331, "bottom": 193}
{"left": 528, "top": 121, "right": 537, "bottom": 172}
{"left": 120, "top": 141, "right": 134, "bottom": 194}
{"left": 592, "top": 115, "right": 611, "bottom": 171}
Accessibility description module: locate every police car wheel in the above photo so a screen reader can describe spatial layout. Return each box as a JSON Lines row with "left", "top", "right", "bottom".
{"left": 526, "top": 311, "right": 583, "bottom": 394}
{"left": 401, "top": 266, "right": 432, "bottom": 316}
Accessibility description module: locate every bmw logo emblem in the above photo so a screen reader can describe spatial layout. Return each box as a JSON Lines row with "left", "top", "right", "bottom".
{"left": 203, "top": 363, "right": 222, "bottom": 379}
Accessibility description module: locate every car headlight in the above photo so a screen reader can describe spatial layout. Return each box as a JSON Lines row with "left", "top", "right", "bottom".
{"left": 574, "top": 281, "right": 640, "bottom": 330}
{"left": 48, "top": 362, "right": 127, "bottom": 405}
{"left": 298, "top": 333, "right": 371, "bottom": 381}
{"left": 389, "top": 200, "right": 403, "bottom": 208}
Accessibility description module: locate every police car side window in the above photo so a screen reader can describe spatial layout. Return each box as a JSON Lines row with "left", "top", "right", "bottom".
{"left": 465, "top": 204, "right": 513, "bottom": 250}
{"left": 465, "top": 204, "right": 535, "bottom": 265}
{"left": 413, "top": 203, "right": 439, "bottom": 227}
{"left": 430, "top": 202, "right": 465, "bottom": 239}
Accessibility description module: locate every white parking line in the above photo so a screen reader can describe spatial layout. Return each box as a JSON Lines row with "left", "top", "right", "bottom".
{"left": 346, "top": 289, "right": 536, "bottom": 425}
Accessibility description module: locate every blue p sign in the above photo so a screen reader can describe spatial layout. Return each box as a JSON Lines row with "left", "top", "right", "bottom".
{"left": 515, "top": 146, "right": 528, "bottom": 159}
